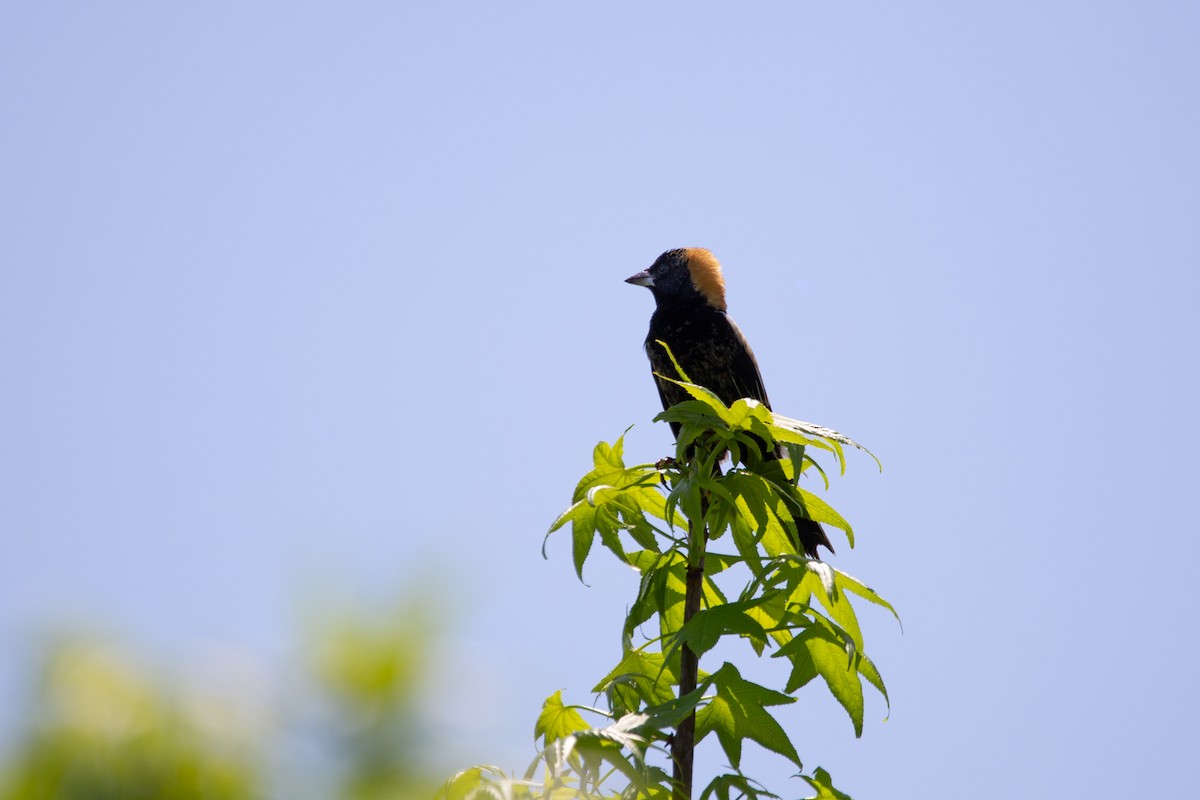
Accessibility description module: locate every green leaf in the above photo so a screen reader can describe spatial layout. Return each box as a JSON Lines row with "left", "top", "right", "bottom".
{"left": 435, "top": 766, "right": 511, "bottom": 800}
{"left": 728, "top": 511, "right": 767, "bottom": 580}
{"left": 535, "top": 690, "right": 589, "bottom": 746}
{"left": 625, "top": 484, "right": 673, "bottom": 525}
{"left": 801, "top": 767, "right": 854, "bottom": 800}
{"left": 768, "top": 480, "right": 856, "bottom": 549}
{"left": 794, "top": 486, "right": 853, "bottom": 540}
{"left": 809, "top": 564, "right": 863, "bottom": 654}
{"left": 570, "top": 732, "right": 675, "bottom": 796}
{"left": 741, "top": 589, "right": 795, "bottom": 654}
{"left": 835, "top": 568, "right": 902, "bottom": 629}
{"left": 726, "top": 397, "right": 774, "bottom": 431}
{"left": 723, "top": 472, "right": 801, "bottom": 558}
{"left": 573, "top": 711, "right": 651, "bottom": 758}
{"left": 572, "top": 514, "right": 599, "bottom": 580}
{"left": 655, "top": 376, "right": 731, "bottom": 418}
{"left": 674, "top": 601, "right": 770, "bottom": 658}
{"left": 651, "top": 338, "right": 693, "bottom": 383}
{"left": 623, "top": 553, "right": 670, "bottom": 645}
{"left": 665, "top": 474, "right": 704, "bottom": 544}
{"left": 567, "top": 501, "right": 598, "bottom": 580}
{"left": 775, "top": 626, "right": 865, "bottom": 737}
{"left": 786, "top": 443, "right": 829, "bottom": 489}
{"left": 856, "top": 650, "right": 890, "bottom": 716}
{"left": 593, "top": 647, "right": 681, "bottom": 710}
{"left": 545, "top": 437, "right": 670, "bottom": 579}
{"left": 695, "top": 663, "right": 800, "bottom": 769}
{"left": 700, "top": 773, "right": 781, "bottom": 800}
{"left": 654, "top": 398, "right": 727, "bottom": 428}
{"left": 564, "top": 433, "right": 664, "bottom": 507}
{"left": 770, "top": 413, "right": 881, "bottom": 473}
{"left": 633, "top": 686, "right": 708, "bottom": 734}
{"left": 633, "top": 550, "right": 688, "bottom": 640}
{"left": 623, "top": 550, "right": 727, "bottom": 645}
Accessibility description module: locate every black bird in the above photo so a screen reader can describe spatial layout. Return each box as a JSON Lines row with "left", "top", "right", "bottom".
{"left": 626, "top": 247, "right": 833, "bottom": 558}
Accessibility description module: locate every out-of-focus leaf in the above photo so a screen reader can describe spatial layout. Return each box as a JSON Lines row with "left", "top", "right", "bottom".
{"left": 574, "top": 713, "right": 650, "bottom": 758}
{"left": 801, "top": 767, "right": 854, "bottom": 800}
{"left": 700, "top": 772, "right": 781, "bottom": 800}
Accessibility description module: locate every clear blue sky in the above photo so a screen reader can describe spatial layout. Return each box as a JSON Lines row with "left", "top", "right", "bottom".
{"left": 2, "top": 2, "right": 1198, "bottom": 797}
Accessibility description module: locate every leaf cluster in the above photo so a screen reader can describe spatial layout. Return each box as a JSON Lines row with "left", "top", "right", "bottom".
{"left": 444, "top": 369, "right": 893, "bottom": 800}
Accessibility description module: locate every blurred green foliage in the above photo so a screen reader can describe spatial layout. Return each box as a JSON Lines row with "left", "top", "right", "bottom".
{"left": 308, "top": 596, "right": 440, "bottom": 800}
{"left": 0, "top": 592, "right": 443, "bottom": 800}
{"left": 0, "top": 641, "right": 262, "bottom": 800}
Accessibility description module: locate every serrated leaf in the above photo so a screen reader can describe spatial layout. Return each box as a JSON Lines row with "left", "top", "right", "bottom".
{"left": 800, "top": 767, "right": 854, "bottom": 800}
{"left": 594, "top": 647, "right": 681, "bottom": 709}
{"left": 856, "top": 650, "right": 890, "bottom": 713}
{"left": 634, "top": 686, "right": 708, "bottom": 733}
{"left": 567, "top": 433, "right": 663, "bottom": 505}
{"left": 546, "top": 451, "right": 670, "bottom": 579}
{"left": 655, "top": 399, "right": 727, "bottom": 427}
{"left": 675, "top": 601, "right": 769, "bottom": 657}
{"left": 665, "top": 475, "right": 704, "bottom": 544}
{"left": 724, "top": 472, "right": 800, "bottom": 558}
{"left": 700, "top": 773, "right": 781, "bottom": 800}
{"left": 771, "top": 414, "right": 881, "bottom": 473}
{"left": 572, "top": 735, "right": 660, "bottom": 794}
{"left": 808, "top": 563, "right": 863, "bottom": 654}
{"left": 434, "top": 767, "right": 482, "bottom": 800}
{"left": 695, "top": 663, "right": 800, "bottom": 769}
{"left": 773, "top": 482, "right": 855, "bottom": 548}
{"left": 806, "top": 560, "right": 836, "bottom": 597}
{"left": 790, "top": 445, "right": 830, "bottom": 490}
{"left": 575, "top": 712, "right": 650, "bottom": 757}
{"left": 726, "top": 397, "right": 774, "bottom": 430}
{"left": 728, "top": 512, "right": 767, "bottom": 581}
{"left": 623, "top": 554, "right": 669, "bottom": 646}
{"left": 640, "top": 550, "right": 687, "bottom": 639}
{"left": 623, "top": 548, "right": 726, "bottom": 644}
{"left": 741, "top": 589, "right": 795, "bottom": 653}
{"left": 570, "top": 504, "right": 598, "bottom": 580}
{"left": 655, "top": 376, "right": 731, "bottom": 418}
{"left": 626, "top": 484, "right": 672, "bottom": 525}
{"left": 535, "top": 690, "right": 589, "bottom": 746}
{"left": 775, "top": 626, "right": 865, "bottom": 737}
{"left": 834, "top": 568, "right": 901, "bottom": 628}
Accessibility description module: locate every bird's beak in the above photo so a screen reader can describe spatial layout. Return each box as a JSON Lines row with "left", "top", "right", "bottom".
{"left": 625, "top": 269, "right": 654, "bottom": 287}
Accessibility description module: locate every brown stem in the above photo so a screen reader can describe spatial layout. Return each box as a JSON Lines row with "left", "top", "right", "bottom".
{"left": 672, "top": 496, "right": 708, "bottom": 800}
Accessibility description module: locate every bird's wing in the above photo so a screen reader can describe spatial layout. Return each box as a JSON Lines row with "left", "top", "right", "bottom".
{"left": 723, "top": 315, "right": 772, "bottom": 409}
{"left": 645, "top": 337, "right": 686, "bottom": 397}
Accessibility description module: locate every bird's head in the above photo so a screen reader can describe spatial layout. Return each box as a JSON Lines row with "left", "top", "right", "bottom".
{"left": 625, "top": 247, "right": 727, "bottom": 311}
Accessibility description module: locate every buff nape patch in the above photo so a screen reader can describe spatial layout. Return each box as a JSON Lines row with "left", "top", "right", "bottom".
{"left": 683, "top": 247, "right": 727, "bottom": 310}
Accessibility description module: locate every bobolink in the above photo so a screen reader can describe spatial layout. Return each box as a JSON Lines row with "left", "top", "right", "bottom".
{"left": 626, "top": 247, "right": 832, "bottom": 557}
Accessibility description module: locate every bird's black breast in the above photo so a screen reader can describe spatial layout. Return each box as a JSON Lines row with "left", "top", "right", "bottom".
{"left": 644, "top": 304, "right": 771, "bottom": 420}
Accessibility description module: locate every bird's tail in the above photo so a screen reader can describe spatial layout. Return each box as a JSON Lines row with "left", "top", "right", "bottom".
{"left": 796, "top": 517, "right": 834, "bottom": 559}
{"left": 756, "top": 436, "right": 834, "bottom": 559}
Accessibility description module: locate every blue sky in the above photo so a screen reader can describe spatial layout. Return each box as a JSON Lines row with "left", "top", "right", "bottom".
{"left": 2, "top": 2, "right": 1198, "bottom": 797}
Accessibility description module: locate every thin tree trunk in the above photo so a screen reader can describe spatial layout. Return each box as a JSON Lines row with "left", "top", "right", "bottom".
{"left": 672, "top": 514, "right": 706, "bottom": 800}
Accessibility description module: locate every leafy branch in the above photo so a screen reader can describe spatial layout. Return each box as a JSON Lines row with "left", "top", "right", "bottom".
{"left": 442, "top": 365, "right": 894, "bottom": 799}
